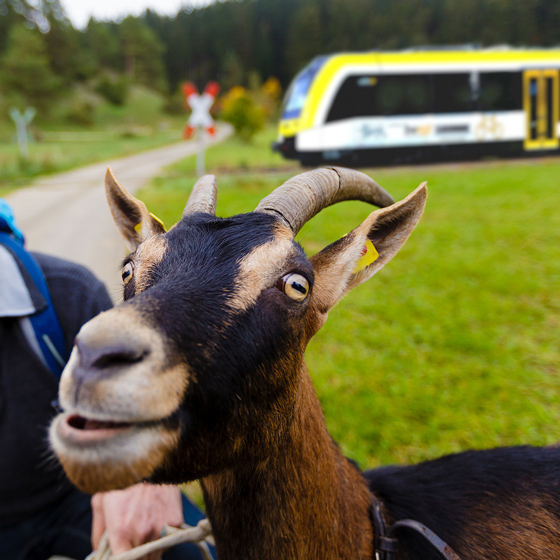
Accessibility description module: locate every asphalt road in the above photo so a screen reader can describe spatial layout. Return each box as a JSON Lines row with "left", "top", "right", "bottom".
{"left": 6, "top": 126, "right": 232, "bottom": 302}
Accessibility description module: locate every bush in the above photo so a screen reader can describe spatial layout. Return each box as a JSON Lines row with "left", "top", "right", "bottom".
{"left": 96, "top": 75, "right": 129, "bottom": 105}
{"left": 220, "top": 86, "right": 264, "bottom": 142}
{"left": 163, "top": 90, "right": 187, "bottom": 115}
{"left": 66, "top": 99, "right": 96, "bottom": 127}
{"left": 260, "top": 77, "right": 282, "bottom": 121}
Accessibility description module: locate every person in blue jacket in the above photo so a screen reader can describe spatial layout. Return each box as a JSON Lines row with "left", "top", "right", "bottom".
{"left": 0, "top": 199, "right": 210, "bottom": 560}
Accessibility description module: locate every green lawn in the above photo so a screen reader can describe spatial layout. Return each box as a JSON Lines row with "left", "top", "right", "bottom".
{"left": 0, "top": 86, "right": 187, "bottom": 191}
{"left": 139, "top": 156, "right": 560, "bottom": 471}
{"left": 153, "top": 125, "right": 296, "bottom": 179}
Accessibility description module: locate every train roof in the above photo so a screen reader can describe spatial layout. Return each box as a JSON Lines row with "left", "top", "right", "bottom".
{"left": 312, "top": 46, "right": 560, "bottom": 66}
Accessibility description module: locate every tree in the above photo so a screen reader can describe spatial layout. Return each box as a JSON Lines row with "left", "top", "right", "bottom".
{"left": 0, "top": 0, "right": 23, "bottom": 56}
{"left": 86, "top": 19, "right": 122, "bottom": 72}
{"left": 1, "top": 25, "right": 60, "bottom": 112}
{"left": 45, "top": 17, "right": 95, "bottom": 81}
{"left": 285, "top": 3, "right": 324, "bottom": 76}
{"left": 120, "top": 16, "right": 168, "bottom": 91}
{"left": 220, "top": 50, "right": 245, "bottom": 91}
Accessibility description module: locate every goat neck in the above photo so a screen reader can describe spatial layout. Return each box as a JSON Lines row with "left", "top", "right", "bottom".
{"left": 202, "top": 369, "right": 374, "bottom": 560}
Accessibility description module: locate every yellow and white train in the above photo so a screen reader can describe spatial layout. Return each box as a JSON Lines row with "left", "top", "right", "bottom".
{"left": 274, "top": 47, "right": 560, "bottom": 166}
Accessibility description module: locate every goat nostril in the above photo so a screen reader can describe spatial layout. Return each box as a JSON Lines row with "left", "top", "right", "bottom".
{"left": 76, "top": 338, "right": 147, "bottom": 370}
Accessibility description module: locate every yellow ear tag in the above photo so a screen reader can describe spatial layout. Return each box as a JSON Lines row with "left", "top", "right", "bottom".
{"left": 149, "top": 213, "right": 166, "bottom": 231}
{"left": 133, "top": 214, "right": 166, "bottom": 234}
{"left": 353, "top": 240, "right": 379, "bottom": 273}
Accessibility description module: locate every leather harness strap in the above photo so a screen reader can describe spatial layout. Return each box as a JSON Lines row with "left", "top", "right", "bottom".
{"left": 371, "top": 497, "right": 462, "bottom": 560}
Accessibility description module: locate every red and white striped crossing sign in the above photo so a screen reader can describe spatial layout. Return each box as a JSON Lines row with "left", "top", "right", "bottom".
{"left": 182, "top": 81, "right": 220, "bottom": 139}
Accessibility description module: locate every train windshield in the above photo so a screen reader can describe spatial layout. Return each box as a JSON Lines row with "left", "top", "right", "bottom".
{"left": 282, "top": 56, "right": 328, "bottom": 119}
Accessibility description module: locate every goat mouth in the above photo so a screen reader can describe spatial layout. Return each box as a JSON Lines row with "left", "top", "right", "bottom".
{"left": 56, "top": 411, "right": 180, "bottom": 446}
{"left": 70, "top": 414, "right": 135, "bottom": 431}
{"left": 60, "top": 413, "right": 136, "bottom": 443}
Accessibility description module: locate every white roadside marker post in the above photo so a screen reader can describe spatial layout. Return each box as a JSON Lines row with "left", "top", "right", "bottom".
{"left": 9, "top": 107, "right": 36, "bottom": 162}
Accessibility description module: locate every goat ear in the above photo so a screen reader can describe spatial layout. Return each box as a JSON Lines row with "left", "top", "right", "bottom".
{"left": 105, "top": 168, "right": 166, "bottom": 252}
{"left": 309, "top": 183, "right": 427, "bottom": 315}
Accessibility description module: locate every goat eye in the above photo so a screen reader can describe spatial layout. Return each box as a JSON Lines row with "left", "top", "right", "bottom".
{"left": 122, "top": 262, "right": 134, "bottom": 285}
{"left": 280, "top": 273, "right": 309, "bottom": 302}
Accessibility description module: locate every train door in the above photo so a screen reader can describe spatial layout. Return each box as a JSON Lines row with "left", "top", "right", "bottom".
{"left": 523, "top": 69, "right": 559, "bottom": 150}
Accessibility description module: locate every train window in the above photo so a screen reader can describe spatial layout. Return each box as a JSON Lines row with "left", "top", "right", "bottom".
{"left": 433, "top": 73, "right": 473, "bottom": 113}
{"left": 326, "top": 75, "right": 378, "bottom": 122}
{"left": 326, "top": 74, "right": 431, "bottom": 122}
{"left": 378, "top": 75, "right": 431, "bottom": 115}
{"left": 282, "top": 56, "right": 328, "bottom": 120}
{"left": 377, "top": 78, "right": 404, "bottom": 114}
{"left": 479, "top": 72, "right": 522, "bottom": 111}
{"left": 408, "top": 78, "right": 431, "bottom": 112}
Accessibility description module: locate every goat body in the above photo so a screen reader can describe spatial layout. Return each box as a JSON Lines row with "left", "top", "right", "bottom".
{"left": 367, "top": 445, "right": 560, "bottom": 560}
{"left": 49, "top": 168, "right": 560, "bottom": 559}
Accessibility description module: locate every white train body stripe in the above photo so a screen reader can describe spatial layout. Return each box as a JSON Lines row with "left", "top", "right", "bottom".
{"left": 296, "top": 111, "right": 525, "bottom": 152}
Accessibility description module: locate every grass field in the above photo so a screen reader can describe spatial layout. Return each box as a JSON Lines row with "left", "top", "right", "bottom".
{"left": 0, "top": 86, "right": 187, "bottom": 191}
{"left": 139, "top": 146, "right": 560, "bottom": 471}
{"left": 155, "top": 125, "right": 296, "bottom": 177}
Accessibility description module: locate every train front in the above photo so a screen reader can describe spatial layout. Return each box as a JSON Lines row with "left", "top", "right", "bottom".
{"left": 273, "top": 57, "right": 328, "bottom": 162}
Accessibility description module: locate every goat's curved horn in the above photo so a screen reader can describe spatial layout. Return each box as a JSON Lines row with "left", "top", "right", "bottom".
{"left": 183, "top": 174, "right": 218, "bottom": 217}
{"left": 254, "top": 167, "right": 394, "bottom": 235}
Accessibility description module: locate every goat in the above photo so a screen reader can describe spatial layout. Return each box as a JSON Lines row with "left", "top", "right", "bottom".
{"left": 50, "top": 167, "right": 560, "bottom": 560}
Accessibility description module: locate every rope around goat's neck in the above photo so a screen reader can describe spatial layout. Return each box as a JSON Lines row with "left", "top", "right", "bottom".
{"left": 86, "top": 518, "right": 215, "bottom": 560}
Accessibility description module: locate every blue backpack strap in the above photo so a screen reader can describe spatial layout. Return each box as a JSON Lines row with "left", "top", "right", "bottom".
{"left": 0, "top": 219, "right": 67, "bottom": 378}
{"left": 0, "top": 199, "right": 25, "bottom": 243}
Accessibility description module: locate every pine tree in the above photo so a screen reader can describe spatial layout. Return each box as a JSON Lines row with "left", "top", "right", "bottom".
{"left": 1, "top": 24, "right": 60, "bottom": 113}
{"left": 120, "top": 16, "right": 168, "bottom": 92}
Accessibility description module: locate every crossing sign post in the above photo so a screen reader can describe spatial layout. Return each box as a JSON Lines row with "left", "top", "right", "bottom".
{"left": 9, "top": 106, "right": 36, "bottom": 161}
{"left": 182, "top": 81, "right": 220, "bottom": 175}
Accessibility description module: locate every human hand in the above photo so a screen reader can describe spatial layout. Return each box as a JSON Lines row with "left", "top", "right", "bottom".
{"left": 91, "top": 483, "right": 183, "bottom": 560}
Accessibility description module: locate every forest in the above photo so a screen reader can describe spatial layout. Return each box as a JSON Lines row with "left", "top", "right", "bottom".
{"left": 1, "top": 0, "right": 559, "bottom": 113}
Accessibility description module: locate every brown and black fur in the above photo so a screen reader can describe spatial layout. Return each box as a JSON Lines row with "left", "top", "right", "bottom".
{"left": 50, "top": 170, "right": 560, "bottom": 560}
{"left": 366, "top": 445, "right": 560, "bottom": 560}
